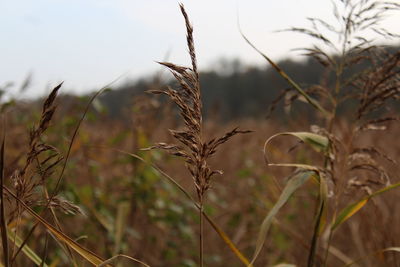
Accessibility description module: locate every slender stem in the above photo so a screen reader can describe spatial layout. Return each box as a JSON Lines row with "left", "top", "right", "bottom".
{"left": 323, "top": 37, "right": 347, "bottom": 263}
{"left": 0, "top": 135, "right": 9, "bottom": 267}
{"left": 199, "top": 198, "right": 204, "bottom": 267}
{"left": 323, "top": 211, "right": 337, "bottom": 266}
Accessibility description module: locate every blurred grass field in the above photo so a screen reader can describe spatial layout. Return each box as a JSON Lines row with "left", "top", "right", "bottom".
{"left": 1, "top": 1, "right": 400, "bottom": 266}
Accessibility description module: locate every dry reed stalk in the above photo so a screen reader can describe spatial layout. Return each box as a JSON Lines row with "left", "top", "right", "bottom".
{"left": 1, "top": 130, "right": 9, "bottom": 267}
{"left": 146, "top": 4, "right": 251, "bottom": 266}
{"left": 5, "top": 83, "right": 84, "bottom": 265}
{"left": 10, "top": 83, "right": 63, "bottom": 210}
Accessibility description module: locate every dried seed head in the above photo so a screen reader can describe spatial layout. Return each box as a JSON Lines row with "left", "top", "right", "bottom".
{"left": 147, "top": 4, "right": 251, "bottom": 200}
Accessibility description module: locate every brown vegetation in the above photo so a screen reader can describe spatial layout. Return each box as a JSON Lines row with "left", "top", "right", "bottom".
{"left": 0, "top": 1, "right": 399, "bottom": 266}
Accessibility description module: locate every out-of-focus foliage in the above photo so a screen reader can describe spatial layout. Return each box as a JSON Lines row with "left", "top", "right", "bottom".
{"left": 97, "top": 46, "right": 399, "bottom": 121}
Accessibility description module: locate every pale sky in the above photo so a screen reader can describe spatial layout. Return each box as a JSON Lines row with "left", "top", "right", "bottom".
{"left": 1, "top": 0, "right": 399, "bottom": 98}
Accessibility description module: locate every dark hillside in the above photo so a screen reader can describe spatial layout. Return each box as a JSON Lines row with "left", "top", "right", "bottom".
{"left": 96, "top": 45, "right": 399, "bottom": 121}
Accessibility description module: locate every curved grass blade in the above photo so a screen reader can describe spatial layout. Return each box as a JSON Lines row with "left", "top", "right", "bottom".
{"left": 383, "top": 247, "right": 400, "bottom": 253}
{"left": 239, "top": 27, "right": 330, "bottom": 117}
{"left": 203, "top": 213, "right": 252, "bottom": 266}
{"left": 7, "top": 228, "right": 48, "bottom": 267}
{"left": 249, "top": 171, "right": 316, "bottom": 266}
{"left": 264, "top": 132, "right": 329, "bottom": 162}
{"left": 332, "top": 182, "right": 400, "bottom": 230}
{"left": 326, "top": 245, "right": 355, "bottom": 266}
{"left": 267, "top": 163, "right": 320, "bottom": 172}
{"left": 97, "top": 254, "right": 150, "bottom": 267}
{"left": 4, "top": 187, "right": 108, "bottom": 266}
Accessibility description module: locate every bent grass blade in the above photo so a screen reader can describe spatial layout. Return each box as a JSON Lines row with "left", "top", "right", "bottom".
{"left": 4, "top": 187, "right": 108, "bottom": 266}
{"left": 332, "top": 182, "right": 400, "bottom": 230}
{"left": 7, "top": 228, "right": 49, "bottom": 267}
{"left": 239, "top": 28, "right": 331, "bottom": 118}
{"left": 264, "top": 132, "right": 329, "bottom": 164}
{"left": 249, "top": 171, "right": 316, "bottom": 266}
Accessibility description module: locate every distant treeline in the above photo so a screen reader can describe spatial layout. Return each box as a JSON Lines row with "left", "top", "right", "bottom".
{"left": 98, "top": 45, "right": 399, "bottom": 121}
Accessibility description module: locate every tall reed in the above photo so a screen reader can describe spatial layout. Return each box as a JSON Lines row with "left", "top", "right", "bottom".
{"left": 147, "top": 4, "right": 251, "bottom": 266}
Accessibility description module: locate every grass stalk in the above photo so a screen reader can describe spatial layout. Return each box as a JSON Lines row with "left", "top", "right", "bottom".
{"left": 199, "top": 200, "right": 204, "bottom": 267}
{"left": 0, "top": 132, "right": 9, "bottom": 267}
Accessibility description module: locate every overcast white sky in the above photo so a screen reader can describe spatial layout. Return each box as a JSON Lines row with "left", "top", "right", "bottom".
{"left": 1, "top": 0, "right": 399, "bottom": 97}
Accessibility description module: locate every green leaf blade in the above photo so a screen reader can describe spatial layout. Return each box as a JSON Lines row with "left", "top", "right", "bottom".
{"left": 333, "top": 182, "right": 400, "bottom": 230}
{"left": 250, "top": 171, "right": 316, "bottom": 265}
